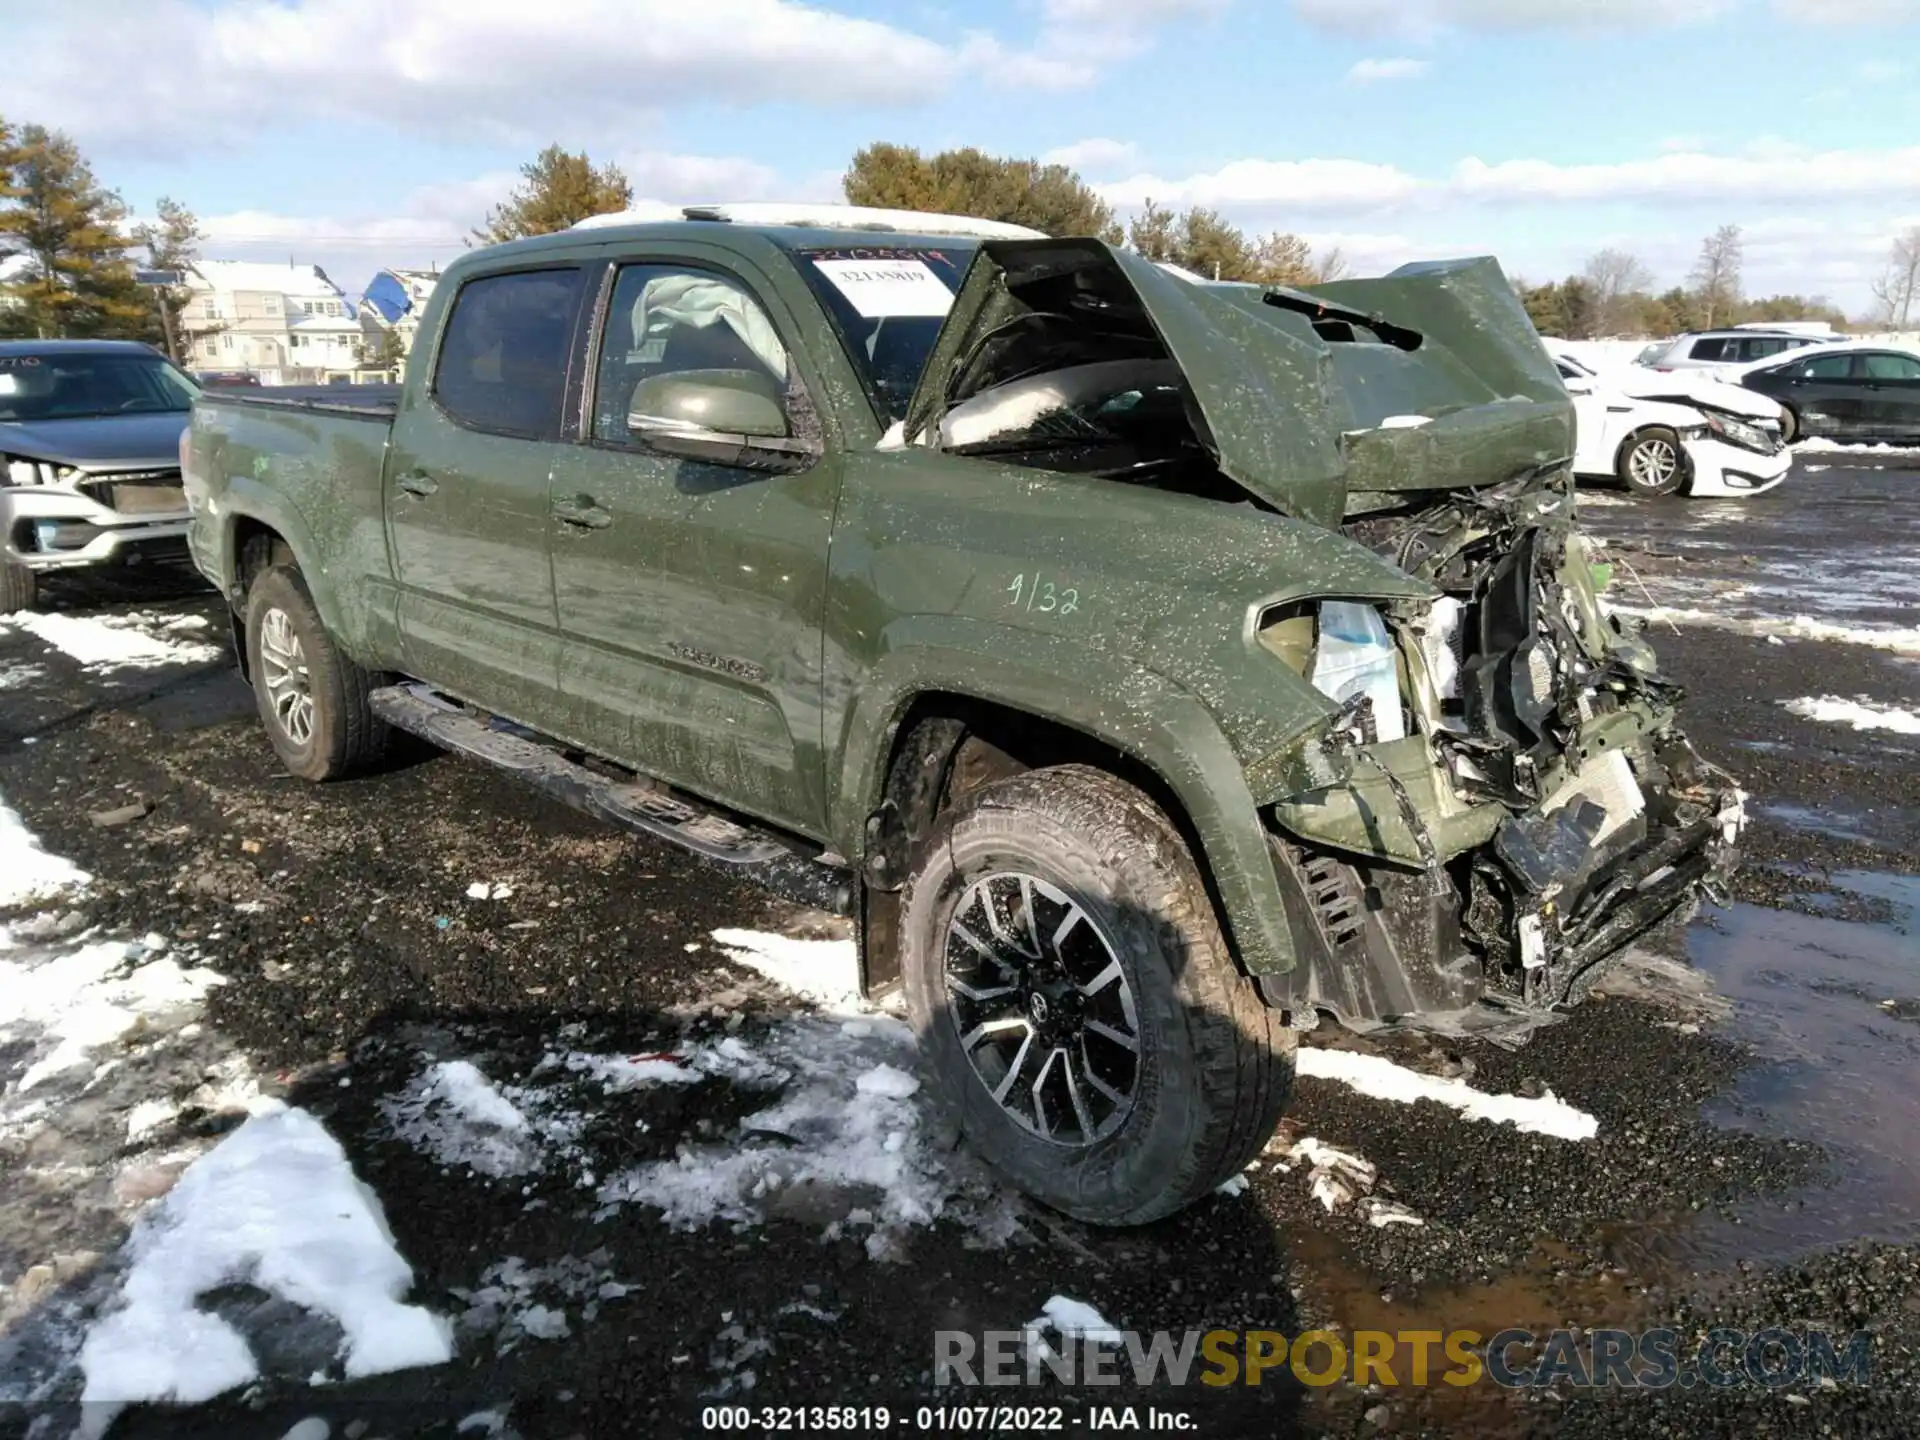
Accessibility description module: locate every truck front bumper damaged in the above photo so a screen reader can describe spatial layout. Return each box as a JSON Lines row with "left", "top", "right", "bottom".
{"left": 1257, "top": 468, "right": 1744, "bottom": 1040}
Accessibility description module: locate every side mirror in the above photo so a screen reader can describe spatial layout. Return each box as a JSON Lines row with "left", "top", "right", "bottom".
{"left": 627, "top": 368, "right": 816, "bottom": 470}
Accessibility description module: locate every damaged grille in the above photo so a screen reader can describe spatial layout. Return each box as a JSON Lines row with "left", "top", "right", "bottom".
{"left": 78, "top": 469, "right": 187, "bottom": 515}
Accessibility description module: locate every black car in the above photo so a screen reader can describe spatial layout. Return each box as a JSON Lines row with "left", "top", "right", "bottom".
{"left": 1735, "top": 346, "right": 1920, "bottom": 444}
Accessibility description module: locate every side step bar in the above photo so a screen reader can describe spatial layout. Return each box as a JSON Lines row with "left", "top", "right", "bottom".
{"left": 369, "top": 683, "right": 853, "bottom": 916}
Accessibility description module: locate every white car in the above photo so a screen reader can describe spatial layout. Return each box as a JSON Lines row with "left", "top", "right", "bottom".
{"left": 1549, "top": 348, "right": 1791, "bottom": 498}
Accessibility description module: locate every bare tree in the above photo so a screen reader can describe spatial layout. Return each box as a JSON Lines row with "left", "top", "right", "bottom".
{"left": 1688, "top": 224, "right": 1744, "bottom": 328}
{"left": 1582, "top": 247, "right": 1655, "bottom": 335}
{"left": 1868, "top": 226, "right": 1920, "bottom": 330}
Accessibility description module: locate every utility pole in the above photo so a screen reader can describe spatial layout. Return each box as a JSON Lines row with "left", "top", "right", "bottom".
{"left": 134, "top": 269, "right": 185, "bottom": 363}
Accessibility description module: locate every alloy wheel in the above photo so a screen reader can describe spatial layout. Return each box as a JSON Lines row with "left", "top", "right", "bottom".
{"left": 943, "top": 871, "right": 1141, "bottom": 1146}
{"left": 1630, "top": 437, "right": 1679, "bottom": 489}
{"left": 259, "top": 607, "right": 315, "bottom": 745}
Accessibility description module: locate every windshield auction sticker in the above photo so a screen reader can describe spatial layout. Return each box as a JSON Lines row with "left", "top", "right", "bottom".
{"left": 810, "top": 258, "right": 955, "bottom": 318}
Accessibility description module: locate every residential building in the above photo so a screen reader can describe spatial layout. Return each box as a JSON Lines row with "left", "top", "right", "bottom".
{"left": 179, "top": 260, "right": 363, "bottom": 384}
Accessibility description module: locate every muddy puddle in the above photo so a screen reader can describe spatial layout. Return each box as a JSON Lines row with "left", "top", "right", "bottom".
{"left": 1658, "top": 875, "right": 1919, "bottom": 1267}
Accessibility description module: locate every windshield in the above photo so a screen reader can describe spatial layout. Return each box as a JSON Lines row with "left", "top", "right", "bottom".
{"left": 791, "top": 245, "right": 974, "bottom": 425}
{"left": 0, "top": 351, "right": 199, "bottom": 423}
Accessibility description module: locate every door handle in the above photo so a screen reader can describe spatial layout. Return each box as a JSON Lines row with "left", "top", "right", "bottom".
{"left": 395, "top": 471, "right": 438, "bottom": 497}
{"left": 552, "top": 494, "right": 612, "bottom": 530}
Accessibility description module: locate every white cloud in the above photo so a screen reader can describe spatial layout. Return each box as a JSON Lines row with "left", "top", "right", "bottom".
{"left": 1452, "top": 144, "right": 1920, "bottom": 204}
{"left": 1291, "top": 0, "right": 1736, "bottom": 40}
{"left": 1774, "top": 0, "right": 1918, "bottom": 21}
{"left": 1101, "top": 158, "right": 1427, "bottom": 211}
{"left": 1859, "top": 59, "right": 1906, "bottom": 82}
{"left": 1041, "top": 138, "right": 1143, "bottom": 173}
{"left": 1346, "top": 57, "right": 1431, "bottom": 82}
{"left": 188, "top": 148, "right": 807, "bottom": 295}
{"left": 1657, "top": 134, "right": 1710, "bottom": 152}
{"left": 10, "top": 0, "right": 1125, "bottom": 155}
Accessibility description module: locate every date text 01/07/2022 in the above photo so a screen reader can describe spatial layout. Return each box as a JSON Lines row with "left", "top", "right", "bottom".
{"left": 699, "top": 1404, "right": 1199, "bottom": 1431}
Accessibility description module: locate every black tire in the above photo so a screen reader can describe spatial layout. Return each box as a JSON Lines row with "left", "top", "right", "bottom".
{"left": 243, "top": 564, "right": 388, "bottom": 781}
{"left": 1617, "top": 426, "right": 1688, "bottom": 497}
{"left": 1779, "top": 406, "right": 1800, "bottom": 445}
{"left": 0, "top": 561, "right": 35, "bottom": 615}
{"left": 899, "top": 764, "right": 1296, "bottom": 1225}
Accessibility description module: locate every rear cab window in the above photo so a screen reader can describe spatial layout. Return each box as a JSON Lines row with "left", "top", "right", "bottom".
{"left": 432, "top": 268, "right": 586, "bottom": 439}
{"left": 790, "top": 246, "right": 974, "bottom": 425}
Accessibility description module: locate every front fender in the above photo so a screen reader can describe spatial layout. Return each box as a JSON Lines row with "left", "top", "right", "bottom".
{"left": 831, "top": 613, "right": 1298, "bottom": 977}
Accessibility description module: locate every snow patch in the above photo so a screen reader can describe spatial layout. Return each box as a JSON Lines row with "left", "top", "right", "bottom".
{"left": 1782, "top": 695, "right": 1920, "bottom": 736}
{"left": 597, "top": 1016, "right": 1006, "bottom": 1255}
{"left": 1607, "top": 604, "right": 1920, "bottom": 657}
{"left": 0, "top": 794, "right": 91, "bottom": 907}
{"left": 1296, "top": 1047, "right": 1599, "bottom": 1140}
{"left": 380, "top": 1059, "right": 565, "bottom": 1179}
{"left": 1792, "top": 438, "right": 1920, "bottom": 456}
{"left": 2, "top": 610, "right": 222, "bottom": 672}
{"left": 1, "top": 934, "right": 226, "bottom": 1092}
{"left": 710, "top": 928, "right": 864, "bottom": 1012}
{"left": 465, "top": 881, "right": 514, "bottom": 901}
{"left": 1026, "top": 1296, "right": 1122, "bottom": 1347}
{"left": 78, "top": 1107, "right": 451, "bottom": 1405}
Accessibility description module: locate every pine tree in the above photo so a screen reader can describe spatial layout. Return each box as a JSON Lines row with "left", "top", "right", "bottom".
{"left": 1124, "top": 201, "right": 1338, "bottom": 286}
{"left": 133, "top": 196, "right": 205, "bottom": 362}
{"left": 0, "top": 122, "right": 148, "bottom": 339}
{"left": 843, "top": 144, "right": 1122, "bottom": 241}
{"left": 474, "top": 146, "right": 633, "bottom": 245}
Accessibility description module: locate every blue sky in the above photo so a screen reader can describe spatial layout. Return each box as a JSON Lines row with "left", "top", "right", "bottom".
{"left": 12, "top": 0, "right": 1920, "bottom": 311}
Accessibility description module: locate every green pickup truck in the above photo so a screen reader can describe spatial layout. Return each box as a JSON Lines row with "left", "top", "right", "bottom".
{"left": 183, "top": 204, "right": 1744, "bottom": 1224}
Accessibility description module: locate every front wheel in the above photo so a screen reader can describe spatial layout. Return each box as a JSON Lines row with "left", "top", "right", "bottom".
{"left": 1779, "top": 406, "right": 1800, "bottom": 445}
{"left": 1619, "top": 427, "right": 1687, "bottom": 497}
{"left": 244, "top": 565, "right": 389, "bottom": 781}
{"left": 899, "top": 764, "right": 1295, "bottom": 1225}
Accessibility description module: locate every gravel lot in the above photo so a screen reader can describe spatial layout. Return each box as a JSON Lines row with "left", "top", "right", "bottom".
{"left": 2, "top": 458, "right": 1915, "bottom": 1440}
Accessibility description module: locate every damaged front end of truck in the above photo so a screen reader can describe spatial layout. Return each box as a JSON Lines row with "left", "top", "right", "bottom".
{"left": 902, "top": 239, "right": 1744, "bottom": 1041}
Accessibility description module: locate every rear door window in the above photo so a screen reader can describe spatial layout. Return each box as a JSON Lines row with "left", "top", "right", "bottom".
{"left": 1687, "top": 337, "right": 1731, "bottom": 362}
{"left": 432, "top": 268, "right": 586, "bottom": 439}
{"left": 1863, "top": 352, "right": 1920, "bottom": 381}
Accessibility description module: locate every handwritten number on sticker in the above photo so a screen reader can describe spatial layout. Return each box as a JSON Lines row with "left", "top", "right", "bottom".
{"left": 1007, "top": 573, "right": 1080, "bottom": 617}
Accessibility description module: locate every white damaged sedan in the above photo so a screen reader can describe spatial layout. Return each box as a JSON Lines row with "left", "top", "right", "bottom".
{"left": 1548, "top": 347, "right": 1791, "bottom": 499}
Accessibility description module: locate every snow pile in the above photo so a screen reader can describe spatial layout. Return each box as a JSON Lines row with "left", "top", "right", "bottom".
{"left": 597, "top": 1015, "right": 1004, "bottom": 1257}
{"left": 0, "top": 794, "right": 90, "bottom": 908}
{"left": 381, "top": 1059, "right": 578, "bottom": 1179}
{"left": 710, "top": 928, "right": 864, "bottom": 1013}
{"left": 1782, "top": 695, "right": 1920, "bottom": 736}
{"left": 77, "top": 1106, "right": 451, "bottom": 1405}
{"left": 1, "top": 610, "right": 222, "bottom": 672}
{"left": 1606, "top": 604, "right": 1920, "bottom": 657}
{"left": 1, "top": 933, "right": 226, "bottom": 1092}
{"left": 1296, "top": 1046, "right": 1600, "bottom": 1140}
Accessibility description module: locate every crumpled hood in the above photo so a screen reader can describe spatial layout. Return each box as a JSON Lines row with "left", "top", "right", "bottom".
{"left": 0, "top": 412, "right": 189, "bottom": 471}
{"left": 1604, "top": 367, "right": 1784, "bottom": 422}
{"left": 904, "top": 240, "right": 1573, "bottom": 527}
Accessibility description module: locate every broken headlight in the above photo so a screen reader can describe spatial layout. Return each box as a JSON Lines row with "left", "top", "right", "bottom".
{"left": 1308, "top": 601, "right": 1406, "bottom": 744}
{"left": 1701, "top": 412, "right": 1775, "bottom": 454}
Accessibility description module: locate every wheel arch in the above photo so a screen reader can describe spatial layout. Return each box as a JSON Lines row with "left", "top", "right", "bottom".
{"left": 839, "top": 637, "right": 1300, "bottom": 995}
{"left": 1613, "top": 422, "right": 1692, "bottom": 491}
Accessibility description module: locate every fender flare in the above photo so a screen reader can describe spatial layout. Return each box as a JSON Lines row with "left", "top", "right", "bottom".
{"left": 831, "top": 614, "right": 1298, "bottom": 977}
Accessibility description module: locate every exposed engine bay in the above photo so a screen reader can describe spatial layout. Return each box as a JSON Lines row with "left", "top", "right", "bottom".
{"left": 1260, "top": 469, "right": 1745, "bottom": 1041}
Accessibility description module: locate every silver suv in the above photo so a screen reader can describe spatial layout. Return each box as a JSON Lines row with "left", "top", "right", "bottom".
{"left": 1635, "top": 326, "right": 1844, "bottom": 372}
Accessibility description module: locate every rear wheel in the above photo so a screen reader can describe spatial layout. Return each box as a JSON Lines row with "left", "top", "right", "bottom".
{"left": 1619, "top": 427, "right": 1687, "bottom": 497}
{"left": 899, "top": 764, "right": 1295, "bottom": 1225}
{"left": 0, "top": 561, "right": 35, "bottom": 615}
{"left": 244, "top": 565, "right": 389, "bottom": 781}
